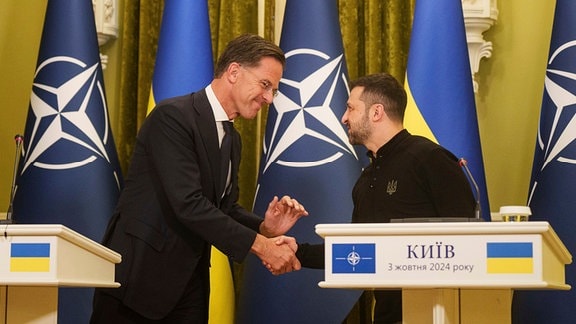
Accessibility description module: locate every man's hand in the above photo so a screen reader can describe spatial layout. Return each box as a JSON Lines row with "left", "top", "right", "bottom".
{"left": 260, "top": 195, "right": 308, "bottom": 237}
{"left": 274, "top": 235, "right": 298, "bottom": 252}
{"left": 251, "top": 234, "right": 301, "bottom": 275}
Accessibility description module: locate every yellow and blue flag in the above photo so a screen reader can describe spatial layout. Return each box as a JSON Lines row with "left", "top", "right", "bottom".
{"left": 148, "top": 2, "right": 233, "bottom": 324}
{"left": 515, "top": 1, "right": 576, "bottom": 322}
{"left": 238, "top": 0, "right": 367, "bottom": 323}
{"left": 404, "top": 0, "right": 490, "bottom": 219}
{"left": 486, "top": 242, "right": 533, "bottom": 274}
{"left": 10, "top": 243, "right": 51, "bottom": 272}
{"left": 12, "top": 0, "right": 123, "bottom": 322}
{"left": 147, "top": 0, "right": 213, "bottom": 112}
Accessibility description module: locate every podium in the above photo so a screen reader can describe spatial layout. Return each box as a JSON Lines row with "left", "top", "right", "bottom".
{"left": 316, "top": 221, "right": 572, "bottom": 324}
{"left": 0, "top": 224, "right": 121, "bottom": 323}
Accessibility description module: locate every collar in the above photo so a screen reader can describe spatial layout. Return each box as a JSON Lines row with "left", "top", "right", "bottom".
{"left": 206, "top": 84, "right": 232, "bottom": 123}
{"left": 367, "top": 129, "right": 410, "bottom": 160}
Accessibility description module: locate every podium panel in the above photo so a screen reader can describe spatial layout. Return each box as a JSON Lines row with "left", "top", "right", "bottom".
{"left": 316, "top": 221, "right": 572, "bottom": 324}
{"left": 0, "top": 224, "right": 121, "bottom": 323}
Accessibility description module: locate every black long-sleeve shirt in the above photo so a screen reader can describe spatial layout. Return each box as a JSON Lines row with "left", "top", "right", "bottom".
{"left": 352, "top": 129, "right": 475, "bottom": 223}
{"left": 297, "top": 129, "right": 476, "bottom": 266}
{"left": 297, "top": 129, "right": 477, "bottom": 322}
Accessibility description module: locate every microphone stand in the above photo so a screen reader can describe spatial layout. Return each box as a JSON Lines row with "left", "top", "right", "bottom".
{"left": 2, "top": 135, "right": 24, "bottom": 224}
{"left": 459, "top": 158, "right": 481, "bottom": 220}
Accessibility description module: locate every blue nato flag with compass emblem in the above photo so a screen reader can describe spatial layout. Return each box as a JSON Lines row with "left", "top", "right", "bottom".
{"left": 513, "top": 1, "right": 576, "bottom": 323}
{"left": 333, "top": 244, "right": 376, "bottom": 274}
{"left": 237, "top": 1, "right": 367, "bottom": 323}
{"left": 11, "top": 0, "right": 122, "bottom": 322}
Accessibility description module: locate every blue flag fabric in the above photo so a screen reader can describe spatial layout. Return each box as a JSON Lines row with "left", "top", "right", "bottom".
{"left": 237, "top": 1, "right": 366, "bottom": 323}
{"left": 12, "top": 0, "right": 122, "bottom": 322}
{"left": 514, "top": 1, "right": 576, "bottom": 322}
{"left": 148, "top": 0, "right": 213, "bottom": 111}
{"left": 404, "top": 0, "right": 490, "bottom": 219}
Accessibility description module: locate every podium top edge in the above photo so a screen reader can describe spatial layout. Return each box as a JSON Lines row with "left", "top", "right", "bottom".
{"left": 315, "top": 221, "right": 552, "bottom": 236}
{"left": 1, "top": 224, "right": 121, "bottom": 263}
{"left": 315, "top": 221, "right": 572, "bottom": 263}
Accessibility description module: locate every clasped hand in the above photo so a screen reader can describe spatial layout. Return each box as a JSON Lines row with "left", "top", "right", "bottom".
{"left": 255, "top": 195, "right": 308, "bottom": 275}
{"left": 259, "top": 195, "right": 308, "bottom": 237}
{"left": 259, "top": 235, "right": 299, "bottom": 275}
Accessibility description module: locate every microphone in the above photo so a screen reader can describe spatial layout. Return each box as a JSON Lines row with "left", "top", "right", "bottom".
{"left": 3, "top": 134, "right": 24, "bottom": 224}
{"left": 459, "top": 158, "right": 481, "bottom": 220}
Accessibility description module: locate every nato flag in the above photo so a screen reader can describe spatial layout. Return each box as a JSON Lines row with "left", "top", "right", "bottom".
{"left": 333, "top": 244, "right": 376, "bottom": 274}
{"left": 514, "top": 1, "right": 576, "bottom": 322}
{"left": 237, "top": 1, "right": 366, "bottom": 323}
{"left": 12, "top": 0, "right": 122, "bottom": 322}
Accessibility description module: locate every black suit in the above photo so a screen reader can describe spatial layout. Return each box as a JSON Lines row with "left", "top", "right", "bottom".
{"left": 92, "top": 90, "right": 263, "bottom": 321}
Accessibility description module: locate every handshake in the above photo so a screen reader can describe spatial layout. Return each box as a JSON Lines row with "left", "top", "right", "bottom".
{"left": 251, "top": 195, "right": 309, "bottom": 275}
{"left": 251, "top": 234, "right": 300, "bottom": 275}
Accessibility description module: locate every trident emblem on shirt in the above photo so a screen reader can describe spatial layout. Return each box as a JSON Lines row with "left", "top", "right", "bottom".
{"left": 386, "top": 180, "right": 397, "bottom": 195}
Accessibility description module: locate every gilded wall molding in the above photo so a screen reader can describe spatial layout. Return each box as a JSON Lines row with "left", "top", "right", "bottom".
{"left": 463, "top": 0, "right": 499, "bottom": 93}
{"left": 93, "top": 0, "right": 118, "bottom": 70}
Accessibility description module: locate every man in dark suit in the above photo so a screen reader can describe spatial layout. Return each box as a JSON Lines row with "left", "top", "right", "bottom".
{"left": 90, "top": 34, "right": 308, "bottom": 323}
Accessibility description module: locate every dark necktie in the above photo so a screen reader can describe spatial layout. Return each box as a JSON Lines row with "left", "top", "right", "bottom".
{"left": 220, "top": 121, "right": 233, "bottom": 196}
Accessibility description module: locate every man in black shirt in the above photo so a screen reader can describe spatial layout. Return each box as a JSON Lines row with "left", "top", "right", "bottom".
{"left": 296, "top": 73, "right": 475, "bottom": 323}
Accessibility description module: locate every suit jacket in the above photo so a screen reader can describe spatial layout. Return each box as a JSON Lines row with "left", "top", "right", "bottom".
{"left": 98, "top": 90, "right": 263, "bottom": 319}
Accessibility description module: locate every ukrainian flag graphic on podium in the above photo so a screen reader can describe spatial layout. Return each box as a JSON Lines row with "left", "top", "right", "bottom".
{"left": 486, "top": 242, "right": 534, "bottom": 274}
{"left": 10, "top": 243, "right": 51, "bottom": 272}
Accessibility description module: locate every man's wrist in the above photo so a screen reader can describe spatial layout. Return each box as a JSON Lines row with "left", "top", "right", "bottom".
{"left": 259, "top": 222, "right": 273, "bottom": 237}
{"left": 250, "top": 233, "right": 267, "bottom": 257}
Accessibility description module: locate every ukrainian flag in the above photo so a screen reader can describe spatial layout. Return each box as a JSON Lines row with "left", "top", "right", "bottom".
{"left": 10, "top": 243, "right": 51, "bottom": 272}
{"left": 148, "top": 2, "right": 232, "bottom": 323}
{"left": 404, "top": 0, "right": 490, "bottom": 219}
{"left": 147, "top": 0, "right": 213, "bottom": 113}
{"left": 486, "top": 242, "right": 533, "bottom": 274}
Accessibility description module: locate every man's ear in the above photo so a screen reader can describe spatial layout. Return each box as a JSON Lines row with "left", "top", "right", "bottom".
{"left": 372, "top": 103, "right": 385, "bottom": 121}
{"left": 227, "top": 62, "right": 241, "bottom": 83}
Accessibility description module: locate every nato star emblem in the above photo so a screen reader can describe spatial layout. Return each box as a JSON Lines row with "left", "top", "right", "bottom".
{"left": 261, "top": 49, "right": 359, "bottom": 173}
{"left": 22, "top": 56, "right": 114, "bottom": 174}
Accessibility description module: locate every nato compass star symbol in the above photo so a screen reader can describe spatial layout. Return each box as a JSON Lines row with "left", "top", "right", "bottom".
{"left": 530, "top": 40, "right": 576, "bottom": 199}
{"left": 346, "top": 250, "right": 361, "bottom": 267}
{"left": 536, "top": 41, "right": 576, "bottom": 169}
{"left": 334, "top": 245, "right": 373, "bottom": 272}
{"left": 21, "top": 56, "right": 115, "bottom": 176}
{"left": 261, "top": 48, "right": 358, "bottom": 172}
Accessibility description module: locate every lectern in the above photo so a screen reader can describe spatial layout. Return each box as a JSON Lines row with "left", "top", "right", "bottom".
{"left": 0, "top": 224, "right": 121, "bottom": 323}
{"left": 316, "top": 221, "right": 572, "bottom": 324}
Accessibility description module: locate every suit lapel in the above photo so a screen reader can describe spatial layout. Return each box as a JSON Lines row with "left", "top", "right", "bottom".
{"left": 191, "top": 90, "right": 223, "bottom": 202}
